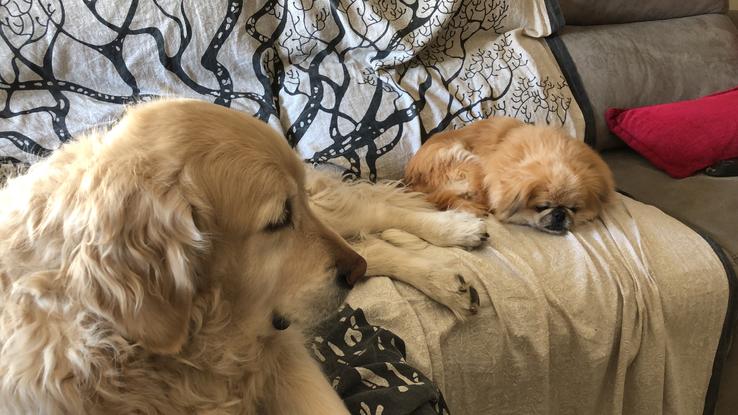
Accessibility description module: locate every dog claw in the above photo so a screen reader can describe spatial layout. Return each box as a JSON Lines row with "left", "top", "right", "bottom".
{"left": 455, "top": 275, "right": 480, "bottom": 315}
{"left": 469, "top": 286, "right": 480, "bottom": 314}
{"left": 456, "top": 274, "right": 468, "bottom": 292}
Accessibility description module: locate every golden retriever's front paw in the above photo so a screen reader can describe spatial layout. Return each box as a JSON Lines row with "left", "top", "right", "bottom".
{"left": 421, "top": 210, "right": 489, "bottom": 249}
{"left": 454, "top": 274, "right": 481, "bottom": 316}
{"left": 423, "top": 271, "right": 481, "bottom": 319}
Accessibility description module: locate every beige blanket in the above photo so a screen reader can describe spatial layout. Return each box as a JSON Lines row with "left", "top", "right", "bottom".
{"left": 348, "top": 195, "right": 728, "bottom": 414}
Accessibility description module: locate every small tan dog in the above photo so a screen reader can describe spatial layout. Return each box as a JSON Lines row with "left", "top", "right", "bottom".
{"left": 0, "top": 99, "right": 486, "bottom": 414}
{"left": 405, "top": 117, "right": 615, "bottom": 234}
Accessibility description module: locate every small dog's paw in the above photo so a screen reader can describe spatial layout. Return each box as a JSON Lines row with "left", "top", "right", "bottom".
{"left": 421, "top": 210, "right": 489, "bottom": 249}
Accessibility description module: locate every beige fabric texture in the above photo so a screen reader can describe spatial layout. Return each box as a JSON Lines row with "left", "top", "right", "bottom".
{"left": 348, "top": 195, "right": 729, "bottom": 414}
{"left": 603, "top": 149, "right": 738, "bottom": 266}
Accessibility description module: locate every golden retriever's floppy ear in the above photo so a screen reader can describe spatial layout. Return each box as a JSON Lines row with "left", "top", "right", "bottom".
{"left": 66, "top": 170, "right": 206, "bottom": 355}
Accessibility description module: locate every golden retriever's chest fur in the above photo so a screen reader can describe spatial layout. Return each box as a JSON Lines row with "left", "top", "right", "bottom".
{"left": 0, "top": 281, "right": 285, "bottom": 415}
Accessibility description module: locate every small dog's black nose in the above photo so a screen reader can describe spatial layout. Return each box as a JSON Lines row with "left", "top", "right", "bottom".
{"left": 551, "top": 207, "right": 566, "bottom": 224}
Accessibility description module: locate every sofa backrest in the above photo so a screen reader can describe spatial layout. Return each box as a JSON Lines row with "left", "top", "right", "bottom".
{"left": 558, "top": 0, "right": 727, "bottom": 25}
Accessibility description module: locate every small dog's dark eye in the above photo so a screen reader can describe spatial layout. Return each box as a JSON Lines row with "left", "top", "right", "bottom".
{"left": 569, "top": 207, "right": 579, "bottom": 213}
{"left": 265, "top": 200, "right": 292, "bottom": 232}
{"left": 535, "top": 205, "right": 548, "bottom": 213}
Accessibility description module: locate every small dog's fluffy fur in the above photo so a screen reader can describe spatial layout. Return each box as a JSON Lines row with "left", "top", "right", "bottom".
{"left": 0, "top": 99, "right": 486, "bottom": 414}
{"left": 405, "top": 117, "right": 615, "bottom": 234}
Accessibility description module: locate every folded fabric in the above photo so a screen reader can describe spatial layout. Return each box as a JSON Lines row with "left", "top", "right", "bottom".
{"left": 312, "top": 306, "right": 449, "bottom": 415}
{"left": 606, "top": 86, "right": 738, "bottom": 178}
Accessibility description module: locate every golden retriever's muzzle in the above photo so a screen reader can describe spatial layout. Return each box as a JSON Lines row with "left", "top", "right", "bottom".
{"left": 313, "top": 217, "right": 368, "bottom": 288}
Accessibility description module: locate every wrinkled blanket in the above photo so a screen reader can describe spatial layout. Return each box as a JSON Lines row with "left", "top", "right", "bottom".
{"left": 348, "top": 196, "right": 730, "bottom": 414}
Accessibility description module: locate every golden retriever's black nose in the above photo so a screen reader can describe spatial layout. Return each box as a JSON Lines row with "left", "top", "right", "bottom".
{"left": 337, "top": 252, "right": 367, "bottom": 287}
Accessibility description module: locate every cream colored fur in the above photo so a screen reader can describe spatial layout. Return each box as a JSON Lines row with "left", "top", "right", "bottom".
{"left": 0, "top": 99, "right": 486, "bottom": 414}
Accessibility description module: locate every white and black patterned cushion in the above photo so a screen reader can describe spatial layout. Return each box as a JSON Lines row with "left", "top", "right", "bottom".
{"left": 0, "top": 0, "right": 581, "bottom": 180}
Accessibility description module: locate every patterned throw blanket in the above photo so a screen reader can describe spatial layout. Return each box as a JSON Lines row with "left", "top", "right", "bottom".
{"left": 0, "top": 0, "right": 580, "bottom": 179}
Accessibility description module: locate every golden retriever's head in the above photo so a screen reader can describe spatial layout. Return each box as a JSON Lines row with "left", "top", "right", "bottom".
{"left": 487, "top": 123, "right": 615, "bottom": 234}
{"left": 42, "top": 99, "right": 366, "bottom": 355}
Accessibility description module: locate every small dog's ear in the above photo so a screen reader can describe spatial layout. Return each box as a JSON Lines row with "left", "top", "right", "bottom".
{"left": 491, "top": 188, "right": 523, "bottom": 220}
{"left": 67, "top": 172, "right": 206, "bottom": 355}
{"left": 490, "top": 176, "right": 538, "bottom": 220}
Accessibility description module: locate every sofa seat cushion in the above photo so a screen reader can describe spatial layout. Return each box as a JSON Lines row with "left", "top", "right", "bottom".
{"left": 603, "top": 148, "right": 738, "bottom": 414}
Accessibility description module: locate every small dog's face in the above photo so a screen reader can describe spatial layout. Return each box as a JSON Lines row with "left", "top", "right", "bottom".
{"left": 509, "top": 178, "right": 603, "bottom": 234}
{"left": 488, "top": 127, "right": 615, "bottom": 234}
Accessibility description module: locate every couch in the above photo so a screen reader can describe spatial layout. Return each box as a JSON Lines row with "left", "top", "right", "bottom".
{"left": 0, "top": 1, "right": 735, "bottom": 414}
{"left": 555, "top": 1, "right": 738, "bottom": 413}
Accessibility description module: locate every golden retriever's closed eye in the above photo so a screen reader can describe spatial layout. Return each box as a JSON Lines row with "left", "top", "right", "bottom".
{"left": 405, "top": 117, "right": 615, "bottom": 234}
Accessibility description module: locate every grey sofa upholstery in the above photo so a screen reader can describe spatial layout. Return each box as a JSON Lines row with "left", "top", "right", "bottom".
{"left": 559, "top": 14, "right": 738, "bottom": 151}
{"left": 559, "top": 0, "right": 727, "bottom": 25}
{"left": 555, "top": 1, "right": 738, "bottom": 413}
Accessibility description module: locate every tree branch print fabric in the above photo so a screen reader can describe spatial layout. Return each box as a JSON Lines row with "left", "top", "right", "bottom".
{"left": 0, "top": 0, "right": 580, "bottom": 179}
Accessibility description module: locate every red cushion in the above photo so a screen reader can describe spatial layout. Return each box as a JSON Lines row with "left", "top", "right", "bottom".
{"left": 606, "top": 86, "right": 738, "bottom": 179}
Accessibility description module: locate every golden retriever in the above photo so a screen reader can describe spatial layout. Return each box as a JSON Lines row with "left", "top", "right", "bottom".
{"left": 405, "top": 117, "right": 615, "bottom": 234}
{"left": 0, "top": 99, "right": 486, "bottom": 414}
